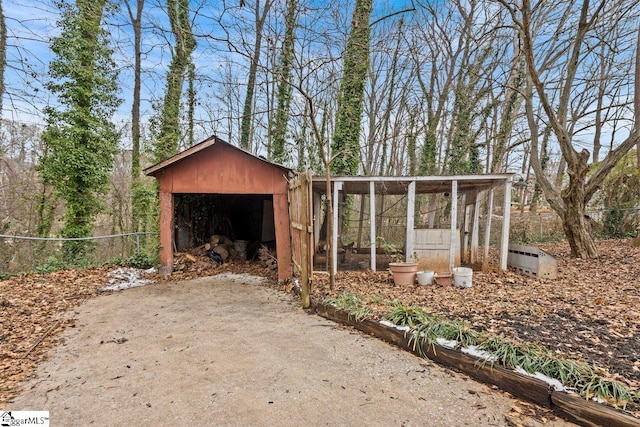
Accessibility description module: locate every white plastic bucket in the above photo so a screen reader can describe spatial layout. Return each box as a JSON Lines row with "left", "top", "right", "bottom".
{"left": 453, "top": 267, "right": 473, "bottom": 288}
{"left": 416, "top": 270, "right": 434, "bottom": 286}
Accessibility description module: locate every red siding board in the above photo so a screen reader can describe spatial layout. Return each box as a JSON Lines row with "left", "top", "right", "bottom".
{"left": 160, "top": 144, "right": 287, "bottom": 195}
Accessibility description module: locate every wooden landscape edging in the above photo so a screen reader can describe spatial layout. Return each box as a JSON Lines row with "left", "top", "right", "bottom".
{"left": 312, "top": 303, "right": 640, "bottom": 427}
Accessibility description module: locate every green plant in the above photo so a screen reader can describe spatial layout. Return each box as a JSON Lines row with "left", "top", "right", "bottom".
{"left": 479, "top": 336, "right": 548, "bottom": 373}
{"left": 385, "top": 302, "right": 478, "bottom": 355}
{"left": 385, "top": 302, "right": 432, "bottom": 328}
{"left": 34, "top": 256, "right": 68, "bottom": 273}
{"left": 596, "top": 150, "right": 640, "bottom": 239}
{"left": 126, "top": 251, "right": 155, "bottom": 269}
{"left": 370, "top": 295, "right": 383, "bottom": 304}
{"left": 534, "top": 356, "right": 593, "bottom": 387}
{"left": 409, "top": 318, "right": 478, "bottom": 356}
{"left": 581, "top": 375, "right": 635, "bottom": 408}
{"left": 476, "top": 336, "right": 639, "bottom": 408}
{"left": 376, "top": 236, "right": 404, "bottom": 263}
{"left": 324, "top": 292, "right": 371, "bottom": 321}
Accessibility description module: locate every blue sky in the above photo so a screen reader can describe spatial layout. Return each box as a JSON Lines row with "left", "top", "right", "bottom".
{"left": 3, "top": 0, "right": 418, "bottom": 130}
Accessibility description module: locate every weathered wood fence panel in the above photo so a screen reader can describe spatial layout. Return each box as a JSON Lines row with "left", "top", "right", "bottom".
{"left": 288, "top": 171, "right": 313, "bottom": 308}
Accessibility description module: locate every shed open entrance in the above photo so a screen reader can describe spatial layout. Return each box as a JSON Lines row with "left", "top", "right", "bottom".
{"left": 173, "top": 193, "right": 276, "bottom": 260}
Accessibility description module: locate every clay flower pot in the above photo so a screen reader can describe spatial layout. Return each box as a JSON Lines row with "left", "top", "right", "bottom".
{"left": 389, "top": 262, "right": 419, "bottom": 286}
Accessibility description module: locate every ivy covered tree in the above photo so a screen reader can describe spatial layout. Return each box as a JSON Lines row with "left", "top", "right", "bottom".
{"left": 331, "top": 0, "right": 372, "bottom": 175}
{"left": 0, "top": 0, "right": 5, "bottom": 130}
{"left": 153, "top": 0, "right": 195, "bottom": 162}
{"left": 38, "top": 0, "right": 121, "bottom": 261}
{"left": 268, "top": 0, "right": 297, "bottom": 165}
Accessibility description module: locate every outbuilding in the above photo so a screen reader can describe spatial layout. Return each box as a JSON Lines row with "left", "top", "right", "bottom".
{"left": 144, "top": 136, "right": 294, "bottom": 281}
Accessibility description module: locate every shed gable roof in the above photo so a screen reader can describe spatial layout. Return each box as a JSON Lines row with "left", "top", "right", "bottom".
{"left": 143, "top": 135, "right": 292, "bottom": 177}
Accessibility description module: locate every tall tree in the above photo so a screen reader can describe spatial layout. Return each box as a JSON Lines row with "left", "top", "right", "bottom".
{"left": 124, "top": 0, "right": 146, "bottom": 232}
{"left": 268, "top": 0, "right": 296, "bottom": 164}
{"left": 635, "top": 28, "right": 640, "bottom": 168}
{"left": 502, "top": 0, "right": 640, "bottom": 258}
{"left": 0, "top": 0, "right": 5, "bottom": 129}
{"left": 331, "top": 0, "right": 372, "bottom": 175}
{"left": 154, "top": 0, "right": 196, "bottom": 161}
{"left": 38, "top": 0, "right": 121, "bottom": 260}
{"left": 239, "top": 0, "right": 273, "bottom": 151}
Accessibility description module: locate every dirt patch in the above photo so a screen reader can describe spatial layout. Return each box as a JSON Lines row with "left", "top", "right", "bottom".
{"left": 6, "top": 274, "right": 572, "bottom": 426}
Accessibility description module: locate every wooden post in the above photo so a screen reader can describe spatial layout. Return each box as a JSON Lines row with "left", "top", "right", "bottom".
{"left": 313, "top": 192, "right": 321, "bottom": 255}
{"left": 300, "top": 172, "right": 311, "bottom": 308}
{"left": 406, "top": 181, "right": 416, "bottom": 262}
{"left": 356, "top": 194, "right": 366, "bottom": 251}
{"left": 370, "top": 181, "right": 377, "bottom": 271}
{"left": 500, "top": 179, "right": 512, "bottom": 271}
{"left": 470, "top": 192, "right": 480, "bottom": 264}
{"left": 483, "top": 189, "right": 494, "bottom": 270}
{"left": 449, "top": 180, "right": 458, "bottom": 272}
{"left": 159, "top": 189, "right": 174, "bottom": 276}
{"left": 274, "top": 193, "right": 294, "bottom": 281}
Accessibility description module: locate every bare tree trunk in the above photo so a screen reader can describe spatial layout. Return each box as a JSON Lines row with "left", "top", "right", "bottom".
{"left": 636, "top": 27, "right": 640, "bottom": 168}
{"left": 239, "top": 0, "right": 273, "bottom": 151}
{"left": 187, "top": 62, "right": 195, "bottom": 148}
{"left": 378, "top": 19, "right": 403, "bottom": 176}
{"left": 491, "top": 43, "right": 524, "bottom": 173}
{"left": 0, "top": 0, "right": 5, "bottom": 134}
{"left": 125, "top": 0, "right": 145, "bottom": 232}
{"left": 592, "top": 43, "right": 606, "bottom": 163}
{"left": 561, "top": 151, "right": 597, "bottom": 257}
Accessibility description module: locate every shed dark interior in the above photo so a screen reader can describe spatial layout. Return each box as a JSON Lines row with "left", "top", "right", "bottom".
{"left": 173, "top": 194, "right": 276, "bottom": 254}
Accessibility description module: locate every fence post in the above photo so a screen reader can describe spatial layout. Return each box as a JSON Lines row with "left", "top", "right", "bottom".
{"left": 540, "top": 216, "right": 543, "bottom": 240}
{"left": 136, "top": 233, "right": 140, "bottom": 253}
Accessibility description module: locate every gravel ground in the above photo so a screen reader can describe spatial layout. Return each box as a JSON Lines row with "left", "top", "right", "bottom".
{"left": 9, "top": 273, "right": 574, "bottom": 426}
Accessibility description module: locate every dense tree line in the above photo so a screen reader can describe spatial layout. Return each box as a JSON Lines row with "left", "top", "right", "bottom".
{"left": 0, "top": 0, "right": 639, "bottom": 261}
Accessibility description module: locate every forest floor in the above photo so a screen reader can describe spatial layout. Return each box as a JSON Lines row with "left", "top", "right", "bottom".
{"left": 312, "top": 239, "right": 640, "bottom": 417}
{"left": 1, "top": 238, "right": 638, "bottom": 421}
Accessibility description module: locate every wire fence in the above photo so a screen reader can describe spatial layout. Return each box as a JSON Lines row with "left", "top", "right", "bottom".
{"left": 339, "top": 193, "right": 640, "bottom": 256}
{"left": 0, "top": 232, "right": 157, "bottom": 275}
{"left": 2, "top": 206, "right": 637, "bottom": 275}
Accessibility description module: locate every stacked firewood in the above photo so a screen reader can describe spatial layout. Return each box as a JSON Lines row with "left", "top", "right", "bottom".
{"left": 257, "top": 244, "right": 277, "bottom": 271}
{"left": 173, "top": 234, "right": 239, "bottom": 272}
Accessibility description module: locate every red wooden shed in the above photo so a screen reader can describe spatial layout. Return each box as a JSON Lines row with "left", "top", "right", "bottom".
{"left": 144, "top": 136, "right": 294, "bottom": 281}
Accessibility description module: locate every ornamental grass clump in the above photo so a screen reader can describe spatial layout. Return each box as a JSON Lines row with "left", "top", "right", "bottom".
{"left": 477, "top": 336, "right": 638, "bottom": 409}
{"left": 323, "top": 292, "right": 371, "bottom": 322}
{"left": 581, "top": 374, "right": 636, "bottom": 409}
{"left": 478, "top": 336, "right": 549, "bottom": 373}
{"left": 385, "top": 301, "right": 433, "bottom": 328}
{"left": 384, "top": 302, "right": 477, "bottom": 355}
